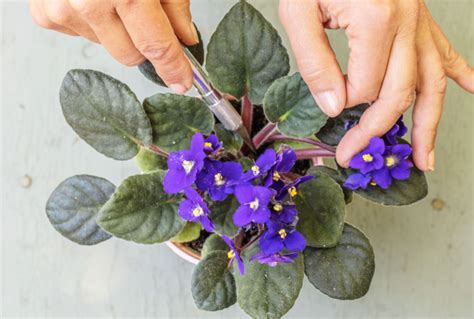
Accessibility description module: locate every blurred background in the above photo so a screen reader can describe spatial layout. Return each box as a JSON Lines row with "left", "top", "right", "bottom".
{"left": 1, "top": 0, "right": 472, "bottom": 318}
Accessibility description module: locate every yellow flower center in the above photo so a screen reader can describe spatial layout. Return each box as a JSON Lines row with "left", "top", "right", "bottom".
{"left": 362, "top": 154, "right": 374, "bottom": 162}
{"left": 288, "top": 186, "right": 298, "bottom": 197}
{"left": 204, "top": 142, "right": 213, "bottom": 149}
{"left": 385, "top": 156, "right": 396, "bottom": 167}
{"left": 182, "top": 160, "right": 195, "bottom": 174}
{"left": 249, "top": 198, "right": 259, "bottom": 210}
{"left": 272, "top": 172, "right": 281, "bottom": 181}
{"left": 251, "top": 165, "right": 260, "bottom": 176}
{"left": 278, "top": 229, "right": 287, "bottom": 239}
{"left": 273, "top": 203, "right": 283, "bottom": 212}
{"left": 370, "top": 180, "right": 377, "bottom": 186}
{"left": 227, "top": 250, "right": 235, "bottom": 259}
{"left": 192, "top": 206, "right": 203, "bottom": 217}
{"left": 214, "top": 173, "right": 225, "bottom": 186}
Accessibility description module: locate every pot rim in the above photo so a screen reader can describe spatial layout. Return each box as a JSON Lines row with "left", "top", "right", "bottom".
{"left": 165, "top": 241, "right": 201, "bottom": 264}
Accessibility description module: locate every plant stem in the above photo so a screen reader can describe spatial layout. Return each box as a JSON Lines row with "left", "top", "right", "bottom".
{"left": 241, "top": 95, "right": 253, "bottom": 136}
{"left": 146, "top": 144, "right": 168, "bottom": 157}
{"left": 295, "top": 148, "right": 335, "bottom": 160}
{"left": 252, "top": 123, "right": 278, "bottom": 149}
{"left": 268, "top": 134, "right": 336, "bottom": 153}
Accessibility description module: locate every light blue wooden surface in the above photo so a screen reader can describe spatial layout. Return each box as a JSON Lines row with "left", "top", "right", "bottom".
{"left": 1, "top": 0, "right": 472, "bottom": 318}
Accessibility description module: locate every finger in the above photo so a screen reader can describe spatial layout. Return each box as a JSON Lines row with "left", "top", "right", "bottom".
{"left": 69, "top": 0, "right": 144, "bottom": 66}
{"left": 116, "top": 0, "right": 192, "bottom": 92}
{"left": 426, "top": 9, "right": 474, "bottom": 93}
{"left": 29, "top": 0, "right": 78, "bottom": 35}
{"left": 341, "top": 2, "right": 397, "bottom": 107}
{"left": 279, "top": 0, "right": 346, "bottom": 117}
{"left": 411, "top": 6, "right": 446, "bottom": 172}
{"left": 43, "top": 0, "right": 99, "bottom": 43}
{"left": 336, "top": 19, "right": 418, "bottom": 167}
{"left": 161, "top": 0, "right": 199, "bottom": 46}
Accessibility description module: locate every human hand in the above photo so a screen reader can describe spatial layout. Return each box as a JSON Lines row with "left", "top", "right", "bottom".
{"left": 279, "top": 0, "right": 473, "bottom": 171}
{"left": 29, "top": 0, "right": 197, "bottom": 93}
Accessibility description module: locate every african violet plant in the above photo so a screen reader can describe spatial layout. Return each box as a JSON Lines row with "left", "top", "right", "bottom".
{"left": 45, "top": 1, "right": 428, "bottom": 318}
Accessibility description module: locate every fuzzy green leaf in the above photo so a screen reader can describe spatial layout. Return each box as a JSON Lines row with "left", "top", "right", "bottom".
{"left": 307, "top": 166, "right": 353, "bottom": 204}
{"left": 295, "top": 170, "right": 346, "bottom": 248}
{"left": 144, "top": 93, "right": 214, "bottom": 152}
{"left": 209, "top": 197, "right": 239, "bottom": 236}
{"left": 339, "top": 166, "right": 428, "bottom": 206}
{"left": 46, "top": 175, "right": 115, "bottom": 245}
{"left": 235, "top": 245, "right": 304, "bottom": 319}
{"left": 138, "top": 26, "right": 205, "bottom": 86}
{"left": 304, "top": 224, "right": 375, "bottom": 300}
{"left": 206, "top": 1, "right": 289, "bottom": 104}
{"left": 214, "top": 123, "right": 243, "bottom": 154}
{"left": 98, "top": 171, "right": 184, "bottom": 244}
{"left": 202, "top": 234, "right": 229, "bottom": 258}
{"left": 316, "top": 103, "right": 369, "bottom": 146}
{"left": 264, "top": 73, "right": 328, "bottom": 137}
{"left": 60, "top": 69, "right": 152, "bottom": 160}
{"left": 171, "top": 222, "right": 202, "bottom": 243}
{"left": 135, "top": 147, "right": 167, "bottom": 173}
{"left": 191, "top": 251, "right": 237, "bottom": 311}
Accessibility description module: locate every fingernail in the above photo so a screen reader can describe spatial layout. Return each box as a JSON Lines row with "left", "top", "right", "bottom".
{"left": 428, "top": 150, "right": 435, "bottom": 171}
{"left": 169, "top": 83, "right": 187, "bottom": 94}
{"left": 190, "top": 23, "right": 199, "bottom": 44}
{"left": 314, "top": 90, "right": 340, "bottom": 117}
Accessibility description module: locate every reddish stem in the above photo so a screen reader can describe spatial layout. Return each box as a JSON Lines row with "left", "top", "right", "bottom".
{"left": 146, "top": 144, "right": 168, "bottom": 157}
{"left": 241, "top": 95, "right": 253, "bottom": 136}
{"left": 252, "top": 123, "right": 278, "bottom": 149}
{"left": 268, "top": 134, "right": 336, "bottom": 153}
{"left": 295, "top": 148, "right": 335, "bottom": 160}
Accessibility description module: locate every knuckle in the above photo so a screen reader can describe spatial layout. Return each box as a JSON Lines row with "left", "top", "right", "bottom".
{"left": 33, "top": 17, "right": 56, "bottom": 29}
{"left": 366, "top": 0, "right": 397, "bottom": 26}
{"left": 120, "top": 54, "right": 145, "bottom": 67}
{"left": 44, "top": 1, "right": 70, "bottom": 25}
{"left": 137, "top": 41, "right": 177, "bottom": 63}
{"left": 69, "top": 0, "right": 97, "bottom": 20}
{"left": 432, "top": 73, "right": 448, "bottom": 95}
{"left": 299, "top": 60, "right": 337, "bottom": 87}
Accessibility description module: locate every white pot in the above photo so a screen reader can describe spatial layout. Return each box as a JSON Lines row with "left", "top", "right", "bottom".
{"left": 165, "top": 241, "right": 201, "bottom": 264}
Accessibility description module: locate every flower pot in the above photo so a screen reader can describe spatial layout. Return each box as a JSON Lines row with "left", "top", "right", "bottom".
{"left": 166, "top": 241, "right": 201, "bottom": 264}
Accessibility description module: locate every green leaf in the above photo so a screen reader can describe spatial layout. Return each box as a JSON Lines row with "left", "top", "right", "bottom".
{"left": 138, "top": 25, "right": 205, "bottom": 86}
{"left": 307, "top": 166, "right": 353, "bottom": 204}
{"left": 304, "top": 224, "right": 375, "bottom": 300}
{"left": 206, "top": 1, "right": 289, "bottom": 104}
{"left": 339, "top": 166, "right": 428, "bottom": 206}
{"left": 144, "top": 93, "right": 214, "bottom": 152}
{"left": 46, "top": 175, "right": 114, "bottom": 245}
{"left": 60, "top": 69, "right": 152, "bottom": 160}
{"left": 171, "top": 222, "right": 202, "bottom": 243}
{"left": 98, "top": 171, "right": 184, "bottom": 244}
{"left": 135, "top": 147, "right": 167, "bottom": 173}
{"left": 263, "top": 73, "right": 328, "bottom": 137}
{"left": 214, "top": 123, "right": 243, "bottom": 154}
{"left": 295, "top": 170, "right": 346, "bottom": 248}
{"left": 191, "top": 251, "right": 237, "bottom": 311}
{"left": 239, "top": 157, "right": 254, "bottom": 171}
{"left": 235, "top": 245, "right": 304, "bottom": 319}
{"left": 316, "top": 103, "right": 369, "bottom": 146}
{"left": 208, "top": 197, "right": 239, "bottom": 236}
{"left": 202, "top": 234, "right": 229, "bottom": 258}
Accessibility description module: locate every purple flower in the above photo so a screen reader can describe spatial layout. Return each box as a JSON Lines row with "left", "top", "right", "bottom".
{"left": 343, "top": 172, "right": 372, "bottom": 190}
{"left": 259, "top": 221, "right": 306, "bottom": 255}
{"left": 178, "top": 188, "right": 214, "bottom": 232}
{"left": 275, "top": 175, "right": 314, "bottom": 201}
{"left": 371, "top": 144, "right": 413, "bottom": 189}
{"left": 250, "top": 252, "right": 298, "bottom": 267}
{"left": 270, "top": 203, "right": 298, "bottom": 224}
{"left": 232, "top": 185, "right": 273, "bottom": 227}
{"left": 264, "top": 147, "right": 297, "bottom": 188}
{"left": 349, "top": 137, "right": 385, "bottom": 174}
{"left": 204, "top": 134, "right": 222, "bottom": 154}
{"left": 242, "top": 148, "right": 276, "bottom": 181}
{"left": 196, "top": 159, "right": 243, "bottom": 201}
{"left": 163, "top": 133, "right": 206, "bottom": 194}
{"left": 385, "top": 116, "right": 408, "bottom": 145}
{"left": 222, "top": 235, "right": 245, "bottom": 275}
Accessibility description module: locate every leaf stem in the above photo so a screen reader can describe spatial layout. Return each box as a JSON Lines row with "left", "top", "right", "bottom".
{"left": 146, "top": 144, "right": 169, "bottom": 157}
{"left": 268, "top": 134, "right": 336, "bottom": 153}
{"left": 252, "top": 123, "right": 278, "bottom": 149}
{"left": 241, "top": 95, "right": 253, "bottom": 136}
{"left": 295, "top": 148, "right": 335, "bottom": 160}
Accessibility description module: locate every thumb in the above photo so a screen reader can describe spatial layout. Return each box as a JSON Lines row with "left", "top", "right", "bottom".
{"left": 161, "top": 0, "right": 199, "bottom": 46}
{"left": 279, "top": 0, "right": 346, "bottom": 117}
